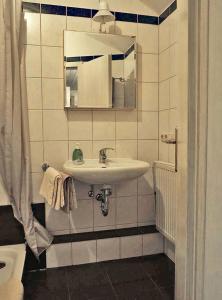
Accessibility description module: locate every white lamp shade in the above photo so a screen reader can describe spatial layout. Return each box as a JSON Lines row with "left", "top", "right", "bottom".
{"left": 93, "top": 0, "right": 115, "bottom": 23}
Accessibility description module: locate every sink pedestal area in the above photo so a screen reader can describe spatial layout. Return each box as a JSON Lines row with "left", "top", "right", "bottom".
{"left": 63, "top": 158, "right": 150, "bottom": 216}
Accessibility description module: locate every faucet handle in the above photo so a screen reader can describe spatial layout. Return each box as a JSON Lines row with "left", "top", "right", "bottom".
{"left": 99, "top": 148, "right": 114, "bottom": 155}
{"left": 99, "top": 148, "right": 114, "bottom": 163}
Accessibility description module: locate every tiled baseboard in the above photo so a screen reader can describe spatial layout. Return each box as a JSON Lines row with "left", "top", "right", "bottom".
{"left": 46, "top": 232, "right": 164, "bottom": 268}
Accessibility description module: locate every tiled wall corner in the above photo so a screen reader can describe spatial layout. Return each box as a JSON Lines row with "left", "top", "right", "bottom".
{"left": 158, "top": 10, "right": 179, "bottom": 164}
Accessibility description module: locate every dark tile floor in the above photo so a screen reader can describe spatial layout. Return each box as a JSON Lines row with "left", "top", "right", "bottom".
{"left": 22, "top": 254, "right": 175, "bottom": 300}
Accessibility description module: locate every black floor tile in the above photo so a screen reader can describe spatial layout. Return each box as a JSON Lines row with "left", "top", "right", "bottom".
{"left": 141, "top": 254, "right": 175, "bottom": 288}
{"left": 24, "top": 287, "right": 69, "bottom": 300}
{"left": 66, "top": 263, "right": 117, "bottom": 299}
{"left": 159, "top": 286, "right": 175, "bottom": 300}
{"left": 102, "top": 257, "right": 147, "bottom": 285}
{"left": 23, "top": 268, "right": 69, "bottom": 300}
{"left": 113, "top": 278, "right": 157, "bottom": 298}
{"left": 66, "top": 263, "right": 109, "bottom": 290}
{"left": 23, "top": 255, "right": 175, "bottom": 300}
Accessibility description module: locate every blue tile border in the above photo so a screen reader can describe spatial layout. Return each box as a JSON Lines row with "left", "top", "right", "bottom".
{"left": 22, "top": 1, "right": 177, "bottom": 25}
{"left": 138, "top": 15, "right": 158, "bottom": 25}
{"left": 41, "top": 3, "right": 66, "bottom": 16}
{"left": 67, "top": 7, "right": 91, "bottom": 18}
{"left": 159, "top": 0, "right": 177, "bottom": 24}
{"left": 115, "top": 12, "right": 137, "bottom": 23}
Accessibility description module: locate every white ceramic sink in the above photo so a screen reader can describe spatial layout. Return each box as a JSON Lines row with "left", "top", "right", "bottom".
{"left": 63, "top": 158, "right": 150, "bottom": 184}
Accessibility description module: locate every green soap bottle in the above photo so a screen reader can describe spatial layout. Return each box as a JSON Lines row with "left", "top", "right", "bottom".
{"left": 72, "top": 143, "right": 84, "bottom": 165}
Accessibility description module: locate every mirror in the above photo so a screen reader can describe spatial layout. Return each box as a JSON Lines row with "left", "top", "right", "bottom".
{"left": 64, "top": 31, "right": 136, "bottom": 109}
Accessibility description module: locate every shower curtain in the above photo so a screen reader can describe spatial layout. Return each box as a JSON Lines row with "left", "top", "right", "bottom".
{"left": 0, "top": 0, "right": 53, "bottom": 257}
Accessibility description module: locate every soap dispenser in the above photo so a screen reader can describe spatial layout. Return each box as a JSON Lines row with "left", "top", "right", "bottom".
{"left": 72, "top": 143, "right": 84, "bottom": 165}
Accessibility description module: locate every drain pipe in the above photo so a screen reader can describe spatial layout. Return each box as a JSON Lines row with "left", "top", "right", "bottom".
{"left": 96, "top": 185, "right": 112, "bottom": 216}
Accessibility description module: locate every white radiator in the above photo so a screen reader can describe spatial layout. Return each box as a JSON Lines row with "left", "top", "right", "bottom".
{"left": 154, "top": 161, "right": 177, "bottom": 244}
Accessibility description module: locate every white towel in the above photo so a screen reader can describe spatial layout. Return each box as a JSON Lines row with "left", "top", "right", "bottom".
{"left": 39, "top": 167, "right": 77, "bottom": 211}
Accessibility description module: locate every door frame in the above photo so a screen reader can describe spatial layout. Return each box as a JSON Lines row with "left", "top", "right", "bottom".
{"left": 175, "top": 0, "right": 210, "bottom": 299}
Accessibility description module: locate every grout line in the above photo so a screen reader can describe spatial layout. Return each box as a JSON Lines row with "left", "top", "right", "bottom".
{"left": 159, "top": 41, "right": 177, "bottom": 55}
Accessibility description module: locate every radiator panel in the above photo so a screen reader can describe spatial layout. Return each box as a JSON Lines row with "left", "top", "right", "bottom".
{"left": 154, "top": 161, "right": 177, "bottom": 243}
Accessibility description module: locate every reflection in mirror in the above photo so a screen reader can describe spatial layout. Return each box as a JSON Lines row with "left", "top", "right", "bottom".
{"left": 64, "top": 31, "right": 136, "bottom": 109}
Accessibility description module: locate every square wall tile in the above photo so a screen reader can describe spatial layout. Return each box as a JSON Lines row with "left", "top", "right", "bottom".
{"left": 45, "top": 203, "right": 70, "bottom": 234}
{"left": 93, "top": 141, "right": 116, "bottom": 159}
{"left": 70, "top": 200, "right": 93, "bottom": 231}
{"left": 75, "top": 180, "right": 91, "bottom": 200}
{"left": 24, "top": 12, "right": 40, "bottom": 45}
{"left": 138, "top": 53, "right": 158, "bottom": 83}
{"left": 170, "top": 11, "right": 178, "bottom": 45}
{"left": 97, "top": 238, "right": 120, "bottom": 262}
{"left": 42, "top": 78, "right": 64, "bottom": 109}
{"left": 93, "top": 197, "right": 116, "bottom": 228}
{"left": 46, "top": 243, "right": 72, "bottom": 268}
{"left": 41, "top": 14, "right": 66, "bottom": 46}
{"left": 26, "top": 45, "right": 41, "bottom": 77}
{"left": 93, "top": 111, "right": 115, "bottom": 140}
{"left": 169, "top": 108, "right": 178, "bottom": 132}
{"left": 68, "top": 111, "right": 92, "bottom": 141}
{"left": 138, "top": 140, "right": 158, "bottom": 163}
{"left": 142, "top": 233, "right": 164, "bottom": 255}
{"left": 159, "top": 140, "right": 169, "bottom": 162}
{"left": 29, "top": 110, "right": 43, "bottom": 141}
{"left": 116, "top": 196, "right": 137, "bottom": 225}
{"left": 137, "top": 24, "right": 158, "bottom": 54}
{"left": 170, "top": 44, "right": 177, "bottom": 77}
{"left": 115, "top": 21, "right": 137, "bottom": 36}
{"left": 116, "top": 111, "right": 137, "bottom": 140}
{"left": 116, "top": 179, "right": 137, "bottom": 197}
{"left": 72, "top": 241, "right": 96, "bottom": 265}
{"left": 42, "top": 46, "right": 63, "bottom": 78}
{"left": 138, "top": 195, "right": 155, "bottom": 224}
{"left": 137, "top": 82, "right": 158, "bottom": 112}
{"left": 138, "top": 111, "right": 158, "bottom": 140}
{"left": 120, "top": 235, "right": 142, "bottom": 259}
{"left": 159, "top": 48, "right": 170, "bottom": 82}
{"left": 69, "top": 140, "right": 93, "bottom": 160}
{"left": 43, "top": 110, "right": 68, "bottom": 140}
{"left": 31, "top": 173, "right": 44, "bottom": 204}
{"left": 159, "top": 18, "right": 170, "bottom": 52}
{"left": 26, "top": 78, "right": 42, "bottom": 109}
{"left": 159, "top": 79, "right": 170, "bottom": 111}
{"left": 30, "top": 141, "right": 43, "bottom": 172}
{"left": 159, "top": 110, "right": 169, "bottom": 138}
{"left": 170, "top": 76, "right": 178, "bottom": 108}
{"left": 44, "top": 141, "right": 68, "bottom": 169}
{"left": 67, "top": 16, "right": 91, "bottom": 31}
{"left": 116, "top": 140, "right": 137, "bottom": 159}
{"left": 138, "top": 170, "right": 154, "bottom": 196}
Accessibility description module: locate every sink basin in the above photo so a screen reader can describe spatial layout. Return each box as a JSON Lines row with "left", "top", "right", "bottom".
{"left": 63, "top": 158, "right": 150, "bottom": 184}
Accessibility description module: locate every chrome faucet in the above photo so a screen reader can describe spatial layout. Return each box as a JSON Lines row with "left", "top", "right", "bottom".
{"left": 99, "top": 148, "right": 114, "bottom": 163}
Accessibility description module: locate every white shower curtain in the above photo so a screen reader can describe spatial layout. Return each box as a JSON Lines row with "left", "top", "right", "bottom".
{"left": 0, "top": 0, "right": 53, "bottom": 257}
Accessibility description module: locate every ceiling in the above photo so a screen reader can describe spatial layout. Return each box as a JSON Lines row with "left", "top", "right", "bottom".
{"left": 140, "top": 0, "right": 175, "bottom": 15}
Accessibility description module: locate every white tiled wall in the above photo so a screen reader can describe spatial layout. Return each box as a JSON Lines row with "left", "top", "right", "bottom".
{"left": 25, "top": 7, "right": 159, "bottom": 235}
{"left": 24, "top": 0, "right": 173, "bottom": 16}
{"left": 158, "top": 11, "right": 179, "bottom": 164}
{"left": 46, "top": 232, "right": 163, "bottom": 268}
{"left": 158, "top": 11, "right": 178, "bottom": 261}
